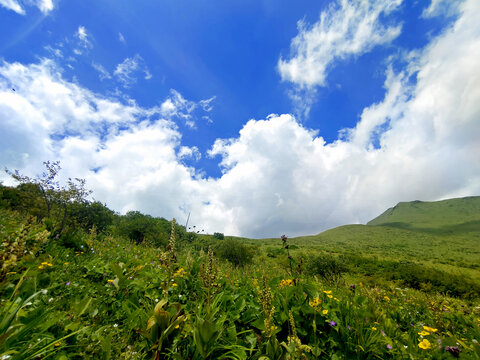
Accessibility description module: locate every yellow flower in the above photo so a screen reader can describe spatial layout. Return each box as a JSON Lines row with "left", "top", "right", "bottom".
{"left": 279, "top": 279, "right": 294, "bottom": 287}
{"left": 372, "top": 327, "right": 377, "bottom": 331}
{"left": 54, "top": 342, "right": 61, "bottom": 347}
{"left": 38, "top": 265, "right": 44, "bottom": 269}
{"left": 64, "top": 262, "right": 69, "bottom": 265}
{"left": 107, "top": 279, "right": 114, "bottom": 283}
{"left": 384, "top": 296, "right": 390, "bottom": 301}
{"left": 327, "top": 294, "right": 333, "bottom": 299}
{"left": 6, "top": 272, "right": 17, "bottom": 275}
{"left": 41, "top": 262, "right": 49, "bottom": 265}
{"left": 418, "top": 331, "right": 430, "bottom": 336}
{"left": 322, "top": 309, "right": 328, "bottom": 315}
{"left": 418, "top": 339, "right": 432, "bottom": 349}
{"left": 172, "top": 283, "right": 178, "bottom": 287}
{"left": 423, "top": 326, "right": 438, "bottom": 333}
{"left": 309, "top": 297, "right": 322, "bottom": 308}
{"left": 323, "top": 290, "right": 332, "bottom": 294}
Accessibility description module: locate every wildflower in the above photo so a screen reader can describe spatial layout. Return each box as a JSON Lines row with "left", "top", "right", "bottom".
{"left": 172, "top": 283, "right": 178, "bottom": 287}
{"left": 386, "top": 344, "right": 393, "bottom": 350}
{"left": 64, "top": 262, "right": 69, "bottom": 265}
{"left": 322, "top": 309, "right": 328, "bottom": 315}
{"left": 349, "top": 284, "right": 356, "bottom": 291}
{"left": 6, "top": 272, "right": 16, "bottom": 275}
{"left": 65, "top": 281, "right": 70, "bottom": 286}
{"left": 54, "top": 342, "right": 61, "bottom": 347}
{"left": 384, "top": 296, "right": 390, "bottom": 301}
{"left": 309, "top": 297, "right": 322, "bottom": 309}
{"left": 418, "top": 339, "right": 432, "bottom": 349}
{"left": 279, "top": 279, "right": 294, "bottom": 287}
{"left": 445, "top": 346, "right": 461, "bottom": 358}
{"left": 423, "top": 326, "right": 438, "bottom": 333}
{"left": 327, "top": 294, "right": 333, "bottom": 299}
{"left": 418, "top": 330, "right": 430, "bottom": 336}
{"left": 323, "top": 290, "right": 332, "bottom": 294}
{"left": 372, "top": 327, "right": 377, "bottom": 331}
{"left": 329, "top": 321, "right": 336, "bottom": 327}
{"left": 107, "top": 279, "right": 114, "bottom": 283}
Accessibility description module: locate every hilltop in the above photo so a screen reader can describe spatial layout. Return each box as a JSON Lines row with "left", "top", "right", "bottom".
{"left": 367, "top": 196, "right": 480, "bottom": 234}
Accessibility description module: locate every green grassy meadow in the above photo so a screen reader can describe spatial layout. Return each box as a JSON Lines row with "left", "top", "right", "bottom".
{"left": 1, "top": 176, "right": 480, "bottom": 359}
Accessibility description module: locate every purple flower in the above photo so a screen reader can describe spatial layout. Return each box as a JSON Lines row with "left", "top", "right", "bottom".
{"left": 66, "top": 281, "right": 70, "bottom": 286}
{"left": 329, "top": 321, "right": 336, "bottom": 326}
{"left": 380, "top": 329, "right": 386, "bottom": 337}
{"left": 349, "top": 284, "right": 356, "bottom": 290}
{"left": 281, "top": 235, "right": 287, "bottom": 241}
{"left": 386, "top": 344, "right": 393, "bottom": 350}
{"left": 445, "top": 346, "right": 461, "bottom": 358}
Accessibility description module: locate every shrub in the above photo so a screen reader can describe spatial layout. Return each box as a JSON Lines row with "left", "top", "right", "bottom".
{"left": 212, "top": 232, "right": 224, "bottom": 240}
{"left": 214, "top": 239, "right": 254, "bottom": 267}
{"left": 305, "top": 253, "right": 346, "bottom": 284}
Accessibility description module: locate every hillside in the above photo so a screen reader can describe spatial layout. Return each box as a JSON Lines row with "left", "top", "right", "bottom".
{"left": 2, "top": 182, "right": 480, "bottom": 358}
{"left": 244, "top": 196, "right": 480, "bottom": 287}
{"left": 367, "top": 196, "right": 480, "bottom": 234}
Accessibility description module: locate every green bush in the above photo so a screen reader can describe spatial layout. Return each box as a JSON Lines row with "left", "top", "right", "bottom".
{"left": 305, "top": 253, "right": 346, "bottom": 284}
{"left": 212, "top": 232, "right": 224, "bottom": 240}
{"left": 59, "top": 228, "right": 87, "bottom": 251}
{"left": 214, "top": 239, "right": 254, "bottom": 267}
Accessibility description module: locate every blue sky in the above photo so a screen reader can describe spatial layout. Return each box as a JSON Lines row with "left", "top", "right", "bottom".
{"left": 1, "top": 0, "right": 479, "bottom": 237}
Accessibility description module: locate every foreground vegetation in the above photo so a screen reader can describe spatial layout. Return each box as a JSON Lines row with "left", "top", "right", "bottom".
{"left": 1, "top": 163, "right": 479, "bottom": 359}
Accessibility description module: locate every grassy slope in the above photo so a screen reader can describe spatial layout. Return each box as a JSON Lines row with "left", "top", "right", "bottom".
{"left": 244, "top": 196, "right": 480, "bottom": 282}
{"left": 367, "top": 196, "right": 480, "bottom": 233}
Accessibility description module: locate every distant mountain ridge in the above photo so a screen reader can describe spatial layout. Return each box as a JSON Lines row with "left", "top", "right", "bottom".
{"left": 366, "top": 196, "right": 480, "bottom": 234}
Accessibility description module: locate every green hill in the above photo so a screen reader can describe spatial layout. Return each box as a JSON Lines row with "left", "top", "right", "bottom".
{"left": 245, "top": 196, "right": 480, "bottom": 287}
{"left": 366, "top": 196, "right": 480, "bottom": 234}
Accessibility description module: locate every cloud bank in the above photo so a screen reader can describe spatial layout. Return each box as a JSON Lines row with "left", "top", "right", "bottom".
{"left": 1, "top": 0, "right": 479, "bottom": 238}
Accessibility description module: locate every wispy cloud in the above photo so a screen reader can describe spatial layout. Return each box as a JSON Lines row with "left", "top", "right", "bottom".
{"left": 278, "top": 0, "right": 403, "bottom": 88}
{"left": 73, "top": 25, "right": 93, "bottom": 55}
{"left": 0, "top": 0, "right": 53, "bottom": 14}
{"left": 278, "top": 0, "right": 403, "bottom": 119}
{"left": 160, "top": 89, "right": 215, "bottom": 128}
{"left": 91, "top": 62, "right": 111, "bottom": 80}
{"left": 0, "top": 0, "right": 25, "bottom": 14}
{"left": 422, "top": 0, "right": 463, "bottom": 18}
{"left": 118, "top": 32, "right": 126, "bottom": 44}
{"left": 113, "top": 54, "right": 152, "bottom": 87}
